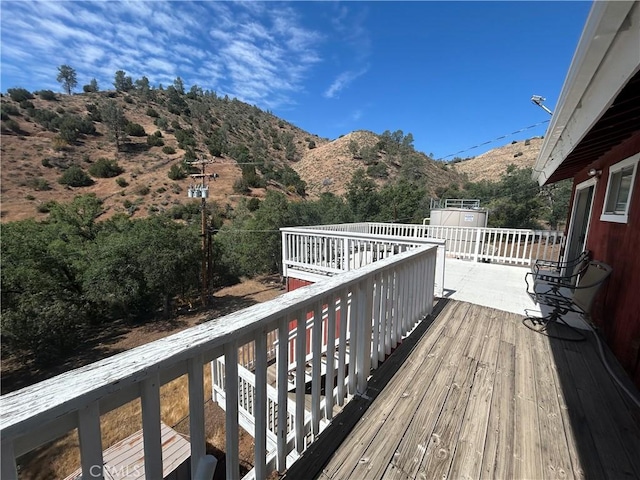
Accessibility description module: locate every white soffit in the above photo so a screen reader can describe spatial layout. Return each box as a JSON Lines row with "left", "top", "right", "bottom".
{"left": 533, "top": 1, "right": 640, "bottom": 185}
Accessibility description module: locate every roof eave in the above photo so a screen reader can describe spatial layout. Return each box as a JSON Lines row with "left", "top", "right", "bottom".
{"left": 533, "top": 1, "right": 639, "bottom": 186}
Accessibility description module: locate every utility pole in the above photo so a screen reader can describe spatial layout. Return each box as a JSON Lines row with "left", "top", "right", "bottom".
{"left": 187, "top": 158, "right": 218, "bottom": 307}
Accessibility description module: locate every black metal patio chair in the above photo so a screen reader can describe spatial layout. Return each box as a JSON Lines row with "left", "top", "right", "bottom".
{"left": 525, "top": 250, "right": 591, "bottom": 301}
{"left": 523, "top": 260, "right": 612, "bottom": 341}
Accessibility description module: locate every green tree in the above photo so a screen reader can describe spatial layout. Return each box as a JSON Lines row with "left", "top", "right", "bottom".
{"left": 1, "top": 219, "right": 89, "bottom": 365}
{"left": 135, "top": 76, "right": 151, "bottom": 98}
{"left": 56, "top": 65, "right": 77, "bottom": 95}
{"left": 83, "top": 78, "right": 99, "bottom": 93}
{"left": 101, "top": 100, "right": 127, "bottom": 151}
{"left": 173, "top": 77, "right": 185, "bottom": 95}
{"left": 346, "top": 168, "right": 380, "bottom": 221}
{"left": 486, "top": 165, "right": 543, "bottom": 229}
{"left": 378, "top": 181, "right": 428, "bottom": 223}
{"left": 541, "top": 179, "right": 572, "bottom": 229}
{"left": 114, "top": 70, "right": 133, "bottom": 92}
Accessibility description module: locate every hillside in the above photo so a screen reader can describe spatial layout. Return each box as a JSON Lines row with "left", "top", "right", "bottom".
{"left": 452, "top": 137, "right": 543, "bottom": 182}
{"left": 0, "top": 88, "right": 327, "bottom": 223}
{"left": 1, "top": 86, "right": 536, "bottom": 224}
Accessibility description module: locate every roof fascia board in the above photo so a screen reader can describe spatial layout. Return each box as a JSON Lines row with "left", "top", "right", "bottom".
{"left": 533, "top": 1, "right": 638, "bottom": 185}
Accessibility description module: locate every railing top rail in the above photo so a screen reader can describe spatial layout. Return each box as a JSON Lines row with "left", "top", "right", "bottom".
{"left": 0, "top": 245, "right": 438, "bottom": 438}
{"left": 282, "top": 223, "right": 371, "bottom": 232}
{"left": 282, "top": 222, "right": 563, "bottom": 237}
{"left": 281, "top": 227, "right": 446, "bottom": 246}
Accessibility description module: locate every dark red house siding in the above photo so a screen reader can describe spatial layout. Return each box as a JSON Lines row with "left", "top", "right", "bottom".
{"left": 286, "top": 278, "right": 313, "bottom": 292}
{"left": 574, "top": 131, "right": 640, "bottom": 386}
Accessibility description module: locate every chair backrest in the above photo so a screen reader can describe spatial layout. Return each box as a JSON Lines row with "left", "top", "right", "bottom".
{"left": 572, "top": 260, "right": 612, "bottom": 313}
{"left": 569, "top": 253, "right": 592, "bottom": 283}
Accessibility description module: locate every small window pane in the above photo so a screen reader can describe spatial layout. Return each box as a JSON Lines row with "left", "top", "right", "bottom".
{"left": 614, "top": 167, "right": 633, "bottom": 212}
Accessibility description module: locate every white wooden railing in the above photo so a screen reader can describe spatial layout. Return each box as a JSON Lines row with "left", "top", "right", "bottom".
{"left": 0, "top": 245, "right": 438, "bottom": 480}
{"left": 287, "top": 222, "right": 564, "bottom": 267}
{"left": 281, "top": 226, "right": 446, "bottom": 297}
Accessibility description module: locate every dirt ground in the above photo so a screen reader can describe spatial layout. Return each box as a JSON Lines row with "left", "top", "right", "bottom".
{"left": 1, "top": 275, "right": 285, "bottom": 479}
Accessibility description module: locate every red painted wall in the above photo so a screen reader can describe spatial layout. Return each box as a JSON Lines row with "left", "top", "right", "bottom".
{"left": 286, "top": 278, "right": 313, "bottom": 292}
{"left": 573, "top": 132, "right": 640, "bottom": 386}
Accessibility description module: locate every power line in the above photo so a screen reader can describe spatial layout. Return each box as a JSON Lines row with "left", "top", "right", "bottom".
{"left": 437, "top": 119, "right": 550, "bottom": 161}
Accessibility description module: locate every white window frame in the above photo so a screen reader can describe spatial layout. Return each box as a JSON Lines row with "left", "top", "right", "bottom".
{"left": 600, "top": 152, "right": 639, "bottom": 224}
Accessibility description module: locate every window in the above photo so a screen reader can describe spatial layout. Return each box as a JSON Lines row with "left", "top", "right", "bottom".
{"left": 600, "top": 153, "right": 639, "bottom": 223}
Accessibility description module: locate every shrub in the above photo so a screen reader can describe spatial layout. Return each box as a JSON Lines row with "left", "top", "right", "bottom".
{"left": 88, "top": 158, "right": 124, "bottom": 178}
{"left": 147, "top": 134, "right": 164, "bottom": 147}
{"left": 308, "top": 140, "right": 316, "bottom": 149}
{"left": 247, "top": 197, "right": 261, "bottom": 211}
{"left": 162, "top": 145, "right": 176, "bottom": 155}
{"left": 1, "top": 103, "right": 20, "bottom": 116}
{"left": 19, "top": 100, "right": 35, "bottom": 110}
{"left": 146, "top": 107, "right": 159, "bottom": 117}
{"left": 2, "top": 119, "right": 21, "bottom": 133}
{"left": 7, "top": 87, "right": 33, "bottom": 102}
{"left": 37, "top": 201, "right": 55, "bottom": 213}
{"left": 51, "top": 136, "right": 69, "bottom": 151}
{"left": 29, "top": 177, "right": 52, "bottom": 191}
{"left": 366, "top": 163, "right": 389, "bottom": 178}
{"left": 115, "top": 177, "right": 129, "bottom": 187}
{"left": 126, "top": 122, "right": 146, "bottom": 136}
{"left": 58, "top": 165, "right": 94, "bottom": 187}
{"left": 86, "top": 103, "right": 101, "bottom": 122}
{"left": 37, "top": 90, "right": 57, "bottom": 101}
{"left": 168, "top": 163, "right": 187, "bottom": 180}
{"left": 41, "top": 158, "right": 53, "bottom": 168}
{"left": 136, "top": 185, "right": 150, "bottom": 196}
{"left": 233, "top": 177, "right": 250, "bottom": 193}
{"left": 154, "top": 117, "right": 169, "bottom": 130}
{"left": 153, "top": 130, "right": 162, "bottom": 137}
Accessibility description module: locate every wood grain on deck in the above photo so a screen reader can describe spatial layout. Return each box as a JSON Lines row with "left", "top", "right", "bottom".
{"left": 303, "top": 300, "right": 640, "bottom": 480}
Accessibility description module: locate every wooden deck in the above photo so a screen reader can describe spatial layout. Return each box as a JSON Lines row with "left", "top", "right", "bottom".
{"left": 285, "top": 299, "right": 640, "bottom": 480}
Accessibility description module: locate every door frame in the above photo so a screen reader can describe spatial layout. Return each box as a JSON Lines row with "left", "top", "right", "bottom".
{"left": 564, "top": 177, "right": 597, "bottom": 269}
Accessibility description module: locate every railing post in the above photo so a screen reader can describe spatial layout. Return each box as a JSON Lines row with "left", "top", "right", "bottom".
{"left": 140, "top": 374, "right": 163, "bottom": 480}
{"left": 1, "top": 440, "right": 17, "bottom": 480}
{"left": 77, "top": 402, "right": 103, "bottom": 479}
{"left": 224, "top": 342, "right": 240, "bottom": 480}
{"left": 311, "top": 302, "right": 323, "bottom": 435}
{"left": 254, "top": 329, "right": 268, "bottom": 480}
{"left": 356, "top": 278, "right": 373, "bottom": 395}
{"left": 277, "top": 316, "right": 289, "bottom": 472}
{"left": 295, "top": 309, "right": 306, "bottom": 452}
{"left": 474, "top": 228, "right": 483, "bottom": 262}
{"left": 325, "top": 294, "right": 337, "bottom": 420}
{"left": 188, "top": 355, "right": 206, "bottom": 477}
{"left": 337, "top": 290, "right": 348, "bottom": 405}
{"left": 282, "top": 232, "right": 288, "bottom": 279}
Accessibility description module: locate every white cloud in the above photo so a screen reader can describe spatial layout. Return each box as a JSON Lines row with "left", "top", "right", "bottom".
{"left": 324, "top": 68, "right": 369, "bottom": 99}
{"left": 1, "top": 1, "right": 326, "bottom": 110}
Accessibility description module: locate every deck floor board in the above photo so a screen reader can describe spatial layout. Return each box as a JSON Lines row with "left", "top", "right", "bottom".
{"left": 299, "top": 299, "right": 640, "bottom": 480}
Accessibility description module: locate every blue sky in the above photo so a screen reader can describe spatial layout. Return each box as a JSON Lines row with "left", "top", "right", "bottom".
{"left": 0, "top": 1, "right": 592, "bottom": 160}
